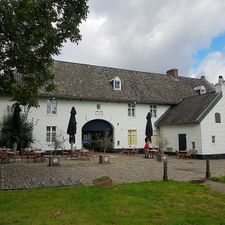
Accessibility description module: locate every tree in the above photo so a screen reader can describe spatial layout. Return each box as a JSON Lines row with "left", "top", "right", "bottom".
{"left": 98, "top": 129, "right": 113, "bottom": 153}
{"left": 0, "top": 0, "right": 89, "bottom": 107}
{"left": 0, "top": 111, "right": 34, "bottom": 150}
{"left": 157, "top": 129, "right": 169, "bottom": 152}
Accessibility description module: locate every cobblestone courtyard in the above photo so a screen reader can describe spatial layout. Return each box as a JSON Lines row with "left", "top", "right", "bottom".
{"left": 1, "top": 154, "right": 225, "bottom": 190}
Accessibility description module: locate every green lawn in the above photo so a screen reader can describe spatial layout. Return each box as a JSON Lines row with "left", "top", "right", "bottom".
{"left": 210, "top": 176, "right": 225, "bottom": 184}
{"left": 0, "top": 181, "right": 225, "bottom": 225}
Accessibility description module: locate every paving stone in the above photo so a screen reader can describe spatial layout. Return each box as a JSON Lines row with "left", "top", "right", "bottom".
{"left": 0, "top": 154, "right": 225, "bottom": 190}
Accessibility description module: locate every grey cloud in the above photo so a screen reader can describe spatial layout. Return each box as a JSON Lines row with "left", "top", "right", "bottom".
{"left": 55, "top": 0, "right": 225, "bottom": 81}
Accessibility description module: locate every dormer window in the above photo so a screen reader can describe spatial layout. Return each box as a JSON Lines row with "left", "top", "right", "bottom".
{"left": 110, "top": 76, "right": 121, "bottom": 90}
{"left": 194, "top": 85, "right": 206, "bottom": 95}
{"left": 114, "top": 80, "right": 121, "bottom": 89}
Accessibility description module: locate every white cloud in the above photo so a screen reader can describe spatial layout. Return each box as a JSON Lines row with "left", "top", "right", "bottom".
{"left": 55, "top": 0, "right": 225, "bottom": 80}
{"left": 192, "top": 51, "right": 225, "bottom": 83}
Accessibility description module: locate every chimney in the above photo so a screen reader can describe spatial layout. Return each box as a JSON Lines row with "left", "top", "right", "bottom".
{"left": 166, "top": 69, "right": 178, "bottom": 79}
{"left": 215, "top": 75, "right": 225, "bottom": 93}
{"left": 201, "top": 75, "right": 205, "bottom": 80}
{"left": 218, "top": 75, "right": 224, "bottom": 84}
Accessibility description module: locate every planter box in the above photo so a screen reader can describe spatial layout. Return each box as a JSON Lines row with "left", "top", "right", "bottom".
{"left": 99, "top": 155, "right": 110, "bottom": 164}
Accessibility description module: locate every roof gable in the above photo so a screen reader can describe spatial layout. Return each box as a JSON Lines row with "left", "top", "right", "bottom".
{"left": 155, "top": 92, "right": 222, "bottom": 126}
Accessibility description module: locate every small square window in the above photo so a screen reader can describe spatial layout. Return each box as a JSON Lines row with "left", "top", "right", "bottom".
{"left": 97, "top": 104, "right": 101, "bottom": 110}
{"left": 212, "top": 136, "right": 215, "bottom": 144}
{"left": 215, "top": 113, "right": 221, "bottom": 123}
{"left": 150, "top": 105, "right": 157, "bottom": 117}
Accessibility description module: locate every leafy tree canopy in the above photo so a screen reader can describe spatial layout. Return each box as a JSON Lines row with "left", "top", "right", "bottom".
{"left": 0, "top": 0, "right": 88, "bottom": 107}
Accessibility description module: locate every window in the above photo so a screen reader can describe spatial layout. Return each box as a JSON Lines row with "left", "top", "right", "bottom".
{"left": 128, "top": 130, "right": 137, "bottom": 145}
{"left": 97, "top": 104, "right": 101, "bottom": 110}
{"left": 212, "top": 136, "right": 215, "bottom": 144}
{"left": 110, "top": 76, "right": 121, "bottom": 90}
{"left": 128, "top": 103, "right": 135, "bottom": 117}
{"left": 47, "top": 99, "right": 57, "bottom": 114}
{"left": 150, "top": 105, "right": 157, "bottom": 117}
{"left": 46, "top": 126, "right": 56, "bottom": 142}
{"left": 215, "top": 113, "right": 221, "bottom": 123}
{"left": 191, "top": 142, "right": 196, "bottom": 150}
{"left": 114, "top": 80, "right": 121, "bottom": 90}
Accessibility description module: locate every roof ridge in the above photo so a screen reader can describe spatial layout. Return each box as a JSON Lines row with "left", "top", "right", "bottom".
{"left": 54, "top": 60, "right": 194, "bottom": 78}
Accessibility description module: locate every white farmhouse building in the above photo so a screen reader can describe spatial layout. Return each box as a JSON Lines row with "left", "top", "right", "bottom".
{"left": 0, "top": 60, "right": 225, "bottom": 158}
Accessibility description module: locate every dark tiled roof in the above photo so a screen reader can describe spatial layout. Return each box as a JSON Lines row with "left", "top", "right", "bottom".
{"left": 155, "top": 92, "right": 222, "bottom": 126}
{"left": 43, "top": 60, "right": 215, "bottom": 104}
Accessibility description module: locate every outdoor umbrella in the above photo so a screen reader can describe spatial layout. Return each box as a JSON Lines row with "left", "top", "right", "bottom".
{"left": 67, "top": 107, "right": 77, "bottom": 150}
{"left": 145, "top": 112, "right": 153, "bottom": 142}
{"left": 12, "top": 103, "right": 21, "bottom": 150}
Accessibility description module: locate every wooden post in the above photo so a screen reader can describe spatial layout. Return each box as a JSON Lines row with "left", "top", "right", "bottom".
{"left": 206, "top": 159, "right": 210, "bottom": 179}
{"left": 163, "top": 155, "right": 168, "bottom": 181}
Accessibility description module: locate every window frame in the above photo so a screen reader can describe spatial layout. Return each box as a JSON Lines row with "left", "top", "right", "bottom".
{"left": 215, "top": 112, "right": 221, "bottom": 123}
{"left": 47, "top": 99, "right": 57, "bottom": 114}
{"left": 128, "top": 103, "right": 135, "bottom": 117}
{"left": 46, "top": 126, "right": 57, "bottom": 142}
{"left": 97, "top": 104, "right": 101, "bottom": 110}
{"left": 212, "top": 136, "right": 215, "bottom": 144}
{"left": 114, "top": 80, "right": 121, "bottom": 90}
{"left": 150, "top": 104, "right": 157, "bottom": 118}
{"left": 128, "top": 130, "right": 137, "bottom": 145}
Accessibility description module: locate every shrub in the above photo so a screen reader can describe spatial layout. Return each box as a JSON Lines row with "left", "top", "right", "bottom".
{"left": 0, "top": 112, "right": 34, "bottom": 150}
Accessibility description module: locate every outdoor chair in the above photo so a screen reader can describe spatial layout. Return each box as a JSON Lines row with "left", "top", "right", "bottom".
{"left": 176, "top": 151, "right": 180, "bottom": 158}
{"left": 71, "top": 149, "right": 80, "bottom": 159}
{"left": 89, "top": 150, "right": 95, "bottom": 160}
{"left": 0, "top": 150, "right": 9, "bottom": 163}
{"left": 186, "top": 150, "right": 192, "bottom": 159}
{"left": 7, "top": 150, "right": 18, "bottom": 162}
{"left": 130, "top": 148, "right": 138, "bottom": 155}
{"left": 27, "top": 149, "right": 45, "bottom": 162}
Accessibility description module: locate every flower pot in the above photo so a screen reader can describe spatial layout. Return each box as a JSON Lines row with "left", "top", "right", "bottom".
{"left": 99, "top": 155, "right": 110, "bottom": 164}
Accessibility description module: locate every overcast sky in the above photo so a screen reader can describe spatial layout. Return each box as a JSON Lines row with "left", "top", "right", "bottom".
{"left": 55, "top": 0, "right": 225, "bottom": 84}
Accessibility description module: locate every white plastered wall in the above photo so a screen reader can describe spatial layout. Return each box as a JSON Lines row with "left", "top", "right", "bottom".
{"left": 159, "top": 124, "right": 202, "bottom": 153}
{"left": 0, "top": 96, "right": 169, "bottom": 150}
{"left": 200, "top": 96, "right": 225, "bottom": 155}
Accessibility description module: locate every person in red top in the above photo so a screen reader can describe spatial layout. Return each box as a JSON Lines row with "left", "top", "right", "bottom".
{"left": 144, "top": 137, "right": 150, "bottom": 158}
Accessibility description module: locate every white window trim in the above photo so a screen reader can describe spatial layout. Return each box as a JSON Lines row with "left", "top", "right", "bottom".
{"left": 47, "top": 99, "right": 57, "bottom": 115}
{"left": 150, "top": 105, "right": 157, "bottom": 118}
{"left": 46, "top": 126, "right": 57, "bottom": 142}
{"left": 128, "top": 103, "right": 135, "bottom": 117}
{"left": 110, "top": 76, "right": 121, "bottom": 90}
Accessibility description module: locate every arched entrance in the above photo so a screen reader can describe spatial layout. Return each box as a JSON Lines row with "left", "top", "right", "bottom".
{"left": 82, "top": 119, "right": 113, "bottom": 151}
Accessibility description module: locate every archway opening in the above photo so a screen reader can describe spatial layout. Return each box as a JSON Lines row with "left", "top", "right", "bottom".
{"left": 82, "top": 119, "right": 113, "bottom": 152}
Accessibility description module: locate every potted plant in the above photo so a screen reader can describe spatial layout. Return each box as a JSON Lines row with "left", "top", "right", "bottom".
{"left": 156, "top": 130, "right": 168, "bottom": 162}
{"left": 98, "top": 129, "right": 113, "bottom": 164}
{"left": 48, "top": 132, "right": 66, "bottom": 166}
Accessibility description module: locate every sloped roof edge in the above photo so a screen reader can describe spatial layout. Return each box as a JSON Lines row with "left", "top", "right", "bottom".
{"left": 155, "top": 92, "right": 220, "bottom": 127}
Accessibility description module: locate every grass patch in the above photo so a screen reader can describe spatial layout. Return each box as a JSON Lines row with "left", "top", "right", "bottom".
{"left": 209, "top": 176, "right": 225, "bottom": 184}
{"left": 0, "top": 180, "right": 225, "bottom": 225}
